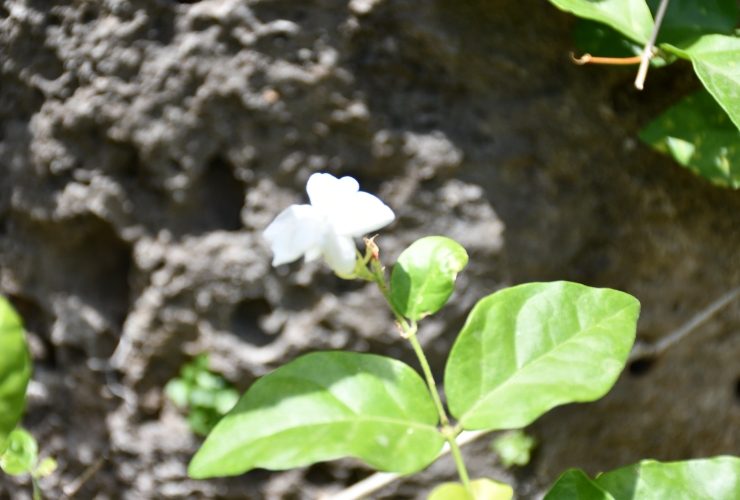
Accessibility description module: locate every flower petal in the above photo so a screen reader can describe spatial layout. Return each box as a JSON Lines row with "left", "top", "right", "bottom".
{"left": 330, "top": 191, "right": 395, "bottom": 236}
{"left": 263, "top": 205, "right": 326, "bottom": 266}
{"left": 306, "top": 173, "right": 359, "bottom": 212}
{"left": 323, "top": 232, "right": 357, "bottom": 276}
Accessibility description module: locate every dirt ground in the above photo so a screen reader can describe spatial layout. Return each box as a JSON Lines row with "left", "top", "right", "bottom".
{"left": 1, "top": 0, "right": 740, "bottom": 498}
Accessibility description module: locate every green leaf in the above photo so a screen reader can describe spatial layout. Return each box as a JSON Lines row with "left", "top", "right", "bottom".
{"left": 0, "top": 429, "right": 37, "bottom": 476}
{"left": 187, "top": 407, "right": 220, "bottom": 437}
{"left": 0, "top": 297, "right": 31, "bottom": 454}
{"left": 428, "top": 479, "right": 513, "bottom": 500}
{"left": 391, "top": 237, "right": 468, "bottom": 321}
{"left": 445, "top": 282, "right": 640, "bottom": 431}
{"left": 472, "top": 479, "right": 514, "bottom": 500}
{"left": 639, "top": 89, "right": 740, "bottom": 188}
{"left": 34, "top": 457, "right": 58, "bottom": 478}
{"left": 196, "top": 371, "right": 226, "bottom": 391}
{"left": 164, "top": 379, "right": 191, "bottom": 409}
{"left": 188, "top": 352, "right": 445, "bottom": 478}
{"left": 214, "top": 388, "right": 239, "bottom": 415}
{"left": 189, "top": 387, "right": 217, "bottom": 408}
{"left": 429, "top": 482, "right": 474, "bottom": 500}
{"left": 595, "top": 456, "right": 740, "bottom": 499}
{"left": 547, "top": 0, "right": 654, "bottom": 44}
{"left": 647, "top": 0, "right": 738, "bottom": 45}
{"left": 574, "top": 19, "right": 642, "bottom": 59}
{"left": 545, "top": 469, "right": 616, "bottom": 500}
{"left": 491, "top": 430, "right": 537, "bottom": 468}
{"left": 664, "top": 35, "right": 740, "bottom": 131}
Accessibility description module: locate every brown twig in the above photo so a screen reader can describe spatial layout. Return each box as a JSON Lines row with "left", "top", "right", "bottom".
{"left": 571, "top": 53, "right": 644, "bottom": 65}
{"left": 62, "top": 457, "right": 106, "bottom": 498}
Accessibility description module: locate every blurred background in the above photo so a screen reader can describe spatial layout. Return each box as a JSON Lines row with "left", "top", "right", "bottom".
{"left": 1, "top": 0, "right": 740, "bottom": 498}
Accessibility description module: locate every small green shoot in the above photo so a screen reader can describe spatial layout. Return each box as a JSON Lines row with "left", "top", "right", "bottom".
{"left": 165, "top": 354, "right": 240, "bottom": 436}
{"left": 491, "top": 430, "right": 538, "bottom": 468}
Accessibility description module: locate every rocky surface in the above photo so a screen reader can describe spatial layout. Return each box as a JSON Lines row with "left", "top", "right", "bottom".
{"left": 1, "top": 0, "right": 740, "bottom": 498}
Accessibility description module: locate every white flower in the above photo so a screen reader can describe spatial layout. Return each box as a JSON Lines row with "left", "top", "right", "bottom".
{"left": 263, "top": 173, "right": 395, "bottom": 276}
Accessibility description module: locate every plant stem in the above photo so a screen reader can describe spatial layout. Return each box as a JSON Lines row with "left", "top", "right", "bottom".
{"left": 369, "top": 256, "right": 472, "bottom": 493}
{"left": 446, "top": 433, "right": 472, "bottom": 491}
{"left": 32, "top": 476, "right": 42, "bottom": 500}
{"left": 407, "top": 334, "right": 449, "bottom": 427}
{"left": 635, "top": 0, "right": 671, "bottom": 89}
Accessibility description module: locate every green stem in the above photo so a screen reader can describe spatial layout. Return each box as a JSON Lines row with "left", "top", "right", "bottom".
{"left": 370, "top": 256, "right": 472, "bottom": 493}
{"left": 446, "top": 431, "right": 472, "bottom": 491}
{"left": 32, "top": 476, "right": 42, "bottom": 500}
{"left": 407, "top": 334, "right": 449, "bottom": 427}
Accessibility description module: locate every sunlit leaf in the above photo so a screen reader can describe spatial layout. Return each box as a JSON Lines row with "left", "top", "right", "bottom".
{"left": 664, "top": 35, "right": 740, "bottom": 131}
{"left": 545, "top": 469, "right": 616, "bottom": 500}
{"left": 472, "top": 478, "right": 514, "bottom": 500}
{"left": 640, "top": 89, "right": 740, "bottom": 188}
{"left": 491, "top": 430, "right": 537, "bottom": 468}
{"left": 189, "top": 352, "right": 444, "bottom": 478}
{"left": 547, "top": 0, "right": 653, "bottom": 44}
{"left": 391, "top": 237, "right": 468, "bottom": 321}
{"left": 0, "top": 297, "right": 31, "bottom": 454}
{"left": 164, "top": 379, "right": 191, "bottom": 409}
{"left": 445, "top": 282, "right": 640, "bottom": 431}
{"left": 428, "top": 479, "right": 514, "bottom": 500}
{"left": 428, "top": 482, "right": 474, "bottom": 500}
{"left": 34, "top": 457, "right": 57, "bottom": 478}
{"left": 595, "top": 457, "right": 740, "bottom": 499}
{"left": 0, "top": 429, "right": 37, "bottom": 476}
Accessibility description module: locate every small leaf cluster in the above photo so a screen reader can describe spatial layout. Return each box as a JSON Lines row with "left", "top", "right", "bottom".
{"left": 0, "top": 428, "right": 57, "bottom": 479}
{"left": 187, "top": 236, "right": 641, "bottom": 498}
{"left": 491, "top": 430, "right": 537, "bottom": 468}
{"left": 165, "top": 354, "right": 240, "bottom": 436}
{"left": 550, "top": 0, "right": 740, "bottom": 188}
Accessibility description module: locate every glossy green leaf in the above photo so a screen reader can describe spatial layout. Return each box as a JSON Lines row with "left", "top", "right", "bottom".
{"left": 664, "top": 35, "right": 740, "bottom": 131}
{"left": 189, "top": 352, "right": 445, "bottom": 478}
{"left": 548, "top": 0, "right": 653, "bottom": 44}
{"left": 595, "top": 457, "right": 740, "bottom": 499}
{"left": 391, "top": 236, "right": 468, "bottom": 321}
{"left": 445, "top": 282, "right": 640, "bottom": 431}
{"left": 0, "top": 297, "right": 31, "bottom": 454}
{"left": 0, "top": 429, "right": 37, "bottom": 476}
{"left": 647, "top": 0, "right": 738, "bottom": 45}
{"left": 428, "top": 479, "right": 513, "bottom": 500}
{"left": 545, "top": 469, "right": 616, "bottom": 500}
{"left": 639, "top": 89, "right": 740, "bottom": 188}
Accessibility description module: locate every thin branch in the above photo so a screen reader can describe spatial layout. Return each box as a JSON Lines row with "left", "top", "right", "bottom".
{"left": 326, "top": 431, "right": 488, "bottom": 500}
{"left": 629, "top": 286, "right": 740, "bottom": 361}
{"left": 635, "top": 0, "right": 671, "bottom": 89}
{"left": 571, "top": 53, "right": 643, "bottom": 66}
{"left": 62, "top": 457, "right": 106, "bottom": 498}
